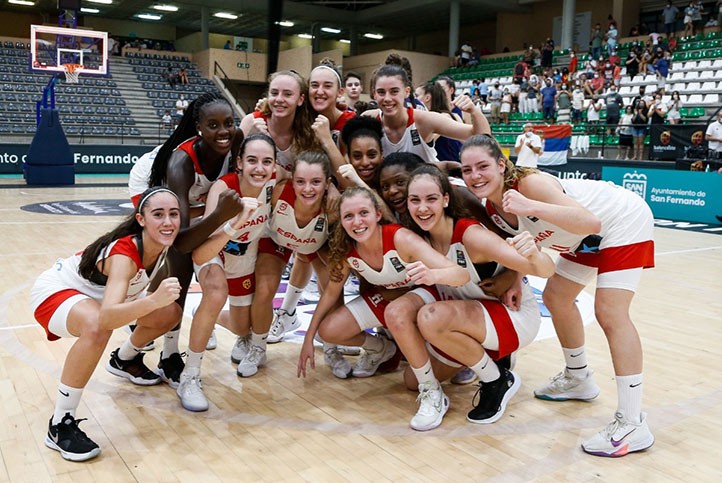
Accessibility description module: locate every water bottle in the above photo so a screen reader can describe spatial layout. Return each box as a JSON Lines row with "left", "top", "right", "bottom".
{"left": 705, "top": 164, "right": 711, "bottom": 172}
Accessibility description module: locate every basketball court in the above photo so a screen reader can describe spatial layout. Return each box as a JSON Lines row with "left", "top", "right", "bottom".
{"left": 0, "top": 175, "right": 721, "bottom": 481}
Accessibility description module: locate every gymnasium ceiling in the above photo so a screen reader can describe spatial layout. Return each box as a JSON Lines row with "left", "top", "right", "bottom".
{"left": 15, "top": 0, "right": 527, "bottom": 44}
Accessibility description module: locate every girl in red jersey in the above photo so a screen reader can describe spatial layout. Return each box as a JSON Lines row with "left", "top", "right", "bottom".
{"left": 297, "top": 188, "right": 469, "bottom": 389}
{"left": 174, "top": 134, "right": 277, "bottom": 411}
{"left": 393, "top": 164, "right": 553, "bottom": 431}
{"left": 460, "top": 134, "right": 655, "bottom": 457}
{"left": 30, "top": 187, "right": 183, "bottom": 461}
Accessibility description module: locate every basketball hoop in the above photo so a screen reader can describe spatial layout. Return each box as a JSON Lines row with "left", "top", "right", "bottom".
{"left": 62, "top": 63, "right": 83, "bottom": 83}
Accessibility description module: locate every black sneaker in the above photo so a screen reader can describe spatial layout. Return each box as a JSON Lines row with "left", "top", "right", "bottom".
{"left": 45, "top": 413, "right": 101, "bottom": 462}
{"left": 105, "top": 348, "right": 162, "bottom": 386}
{"left": 466, "top": 368, "right": 521, "bottom": 424}
{"left": 157, "top": 352, "right": 185, "bottom": 389}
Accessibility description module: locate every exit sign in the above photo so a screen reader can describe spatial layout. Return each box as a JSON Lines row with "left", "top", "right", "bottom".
{"left": 237, "top": 63, "right": 250, "bottom": 69}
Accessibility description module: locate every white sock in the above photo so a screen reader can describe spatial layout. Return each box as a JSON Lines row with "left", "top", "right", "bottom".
{"left": 616, "top": 374, "right": 643, "bottom": 424}
{"left": 281, "top": 284, "right": 303, "bottom": 314}
{"left": 361, "top": 333, "right": 384, "bottom": 353}
{"left": 185, "top": 349, "right": 204, "bottom": 372}
{"left": 163, "top": 329, "right": 181, "bottom": 355}
{"left": 563, "top": 346, "right": 589, "bottom": 378}
{"left": 117, "top": 339, "right": 142, "bottom": 361}
{"left": 251, "top": 330, "right": 268, "bottom": 350}
{"left": 470, "top": 352, "right": 501, "bottom": 383}
{"left": 53, "top": 383, "right": 83, "bottom": 425}
{"left": 411, "top": 359, "right": 437, "bottom": 386}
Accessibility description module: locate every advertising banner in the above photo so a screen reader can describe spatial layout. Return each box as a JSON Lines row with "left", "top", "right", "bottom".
{"left": 602, "top": 166, "right": 722, "bottom": 224}
{"left": 0, "top": 144, "right": 150, "bottom": 174}
{"left": 649, "top": 124, "right": 708, "bottom": 161}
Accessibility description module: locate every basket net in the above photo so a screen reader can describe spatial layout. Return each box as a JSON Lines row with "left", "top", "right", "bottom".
{"left": 62, "top": 63, "right": 83, "bottom": 84}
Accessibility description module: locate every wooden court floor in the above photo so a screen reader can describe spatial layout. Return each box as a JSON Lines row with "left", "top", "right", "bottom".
{"left": 1, "top": 178, "right": 721, "bottom": 482}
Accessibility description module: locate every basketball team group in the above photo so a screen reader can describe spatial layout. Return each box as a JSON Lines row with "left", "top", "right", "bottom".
{"left": 30, "top": 57, "right": 656, "bottom": 462}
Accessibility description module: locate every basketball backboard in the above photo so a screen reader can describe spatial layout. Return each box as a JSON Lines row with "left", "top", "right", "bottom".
{"left": 30, "top": 25, "right": 108, "bottom": 76}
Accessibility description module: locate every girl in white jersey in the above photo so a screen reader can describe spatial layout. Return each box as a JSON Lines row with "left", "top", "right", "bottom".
{"left": 255, "top": 152, "right": 337, "bottom": 354}
{"left": 362, "top": 64, "right": 489, "bottom": 164}
{"left": 174, "top": 134, "right": 277, "bottom": 411}
{"left": 297, "top": 188, "right": 469, "bottom": 389}
{"left": 30, "top": 187, "right": 183, "bottom": 461}
{"left": 392, "top": 165, "right": 553, "bottom": 431}
{"left": 239, "top": 70, "right": 318, "bottom": 173}
{"left": 120, "top": 93, "right": 244, "bottom": 389}
{"left": 460, "top": 134, "right": 655, "bottom": 457}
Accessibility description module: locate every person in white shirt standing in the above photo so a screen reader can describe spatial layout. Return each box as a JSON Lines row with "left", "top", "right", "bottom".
{"left": 514, "top": 123, "right": 543, "bottom": 167}
{"left": 175, "top": 94, "right": 189, "bottom": 124}
{"left": 705, "top": 111, "right": 722, "bottom": 158}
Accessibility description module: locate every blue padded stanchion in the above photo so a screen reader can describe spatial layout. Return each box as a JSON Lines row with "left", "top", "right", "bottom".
{"left": 23, "top": 108, "right": 75, "bottom": 185}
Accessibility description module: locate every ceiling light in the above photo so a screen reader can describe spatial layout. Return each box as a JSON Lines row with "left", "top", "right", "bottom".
{"left": 136, "top": 13, "right": 162, "bottom": 20}
{"left": 80, "top": 7, "right": 99, "bottom": 13}
{"left": 321, "top": 27, "right": 341, "bottom": 34}
{"left": 8, "top": 0, "right": 35, "bottom": 5}
{"left": 277, "top": 21, "right": 294, "bottom": 27}
{"left": 340, "top": 39, "right": 351, "bottom": 44}
{"left": 364, "top": 33, "right": 383, "bottom": 40}
{"left": 298, "top": 34, "right": 313, "bottom": 39}
{"left": 152, "top": 5, "right": 178, "bottom": 12}
{"left": 214, "top": 12, "right": 238, "bottom": 20}
{"left": 86, "top": 0, "right": 112, "bottom": 4}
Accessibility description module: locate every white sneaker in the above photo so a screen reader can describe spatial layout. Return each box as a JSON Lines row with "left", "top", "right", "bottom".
{"left": 410, "top": 381, "right": 449, "bottom": 431}
{"left": 302, "top": 277, "right": 320, "bottom": 303}
{"left": 323, "top": 346, "right": 352, "bottom": 379}
{"left": 534, "top": 368, "right": 600, "bottom": 401}
{"left": 230, "top": 334, "right": 251, "bottom": 364}
{"left": 206, "top": 329, "right": 217, "bottom": 351}
{"left": 343, "top": 273, "right": 359, "bottom": 296}
{"left": 582, "top": 411, "right": 654, "bottom": 457}
{"left": 237, "top": 345, "right": 267, "bottom": 377}
{"left": 176, "top": 370, "right": 209, "bottom": 412}
{"left": 267, "top": 309, "right": 300, "bottom": 344}
{"left": 352, "top": 338, "right": 397, "bottom": 378}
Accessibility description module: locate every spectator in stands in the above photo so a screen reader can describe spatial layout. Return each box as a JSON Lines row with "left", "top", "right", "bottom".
{"left": 639, "top": 48, "right": 653, "bottom": 74}
{"left": 527, "top": 75, "right": 540, "bottom": 113}
{"left": 568, "top": 49, "right": 578, "bottom": 74}
{"left": 605, "top": 84, "right": 623, "bottom": 135}
{"left": 224, "top": 40, "right": 232, "bottom": 50}
{"left": 571, "top": 85, "right": 585, "bottom": 124}
{"left": 706, "top": 111, "right": 722, "bottom": 158}
{"left": 662, "top": 2, "right": 680, "bottom": 37}
{"left": 626, "top": 49, "right": 640, "bottom": 79}
{"left": 691, "top": 1, "right": 705, "bottom": 33}
{"left": 541, "top": 38, "right": 554, "bottom": 75}
{"left": 612, "top": 59, "right": 623, "bottom": 87}
{"left": 649, "top": 31, "right": 663, "bottom": 47}
{"left": 175, "top": 94, "right": 188, "bottom": 122}
{"left": 164, "top": 66, "right": 177, "bottom": 87}
{"left": 629, "top": 25, "right": 641, "bottom": 37}
{"left": 667, "top": 91, "right": 683, "bottom": 124}
{"left": 460, "top": 40, "right": 473, "bottom": 66}
{"left": 178, "top": 67, "right": 189, "bottom": 85}
{"left": 514, "top": 123, "right": 543, "bottom": 167}
{"left": 556, "top": 84, "right": 572, "bottom": 123}
{"left": 648, "top": 93, "right": 667, "bottom": 128}
{"left": 477, "top": 78, "right": 488, "bottom": 104}
{"left": 684, "top": 1, "right": 699, "bottom": 37}
{"left": 654, "top": 51, "right": 671, "bottom": 93}
{"left": 590, "top": 23, "right": 604, "bottom": 60}
{"left": 540, "top": 78, "right": 557, "bottom": 123}
{"left": 161, "top": 110, "right": 173, "bottom": 132}
{"left": 631, "top": 99, "right": 648, "bottom": 160}
{"left": 488, "top": 82, "right": 502, "bottom": 124}
{"left": 587, "top": 95, "right": 603, "bottom": 134}
{"left": 585, "top": 73, "right": 605, "bottom": 97}
{"left": 632, "top": 85, "right": 654, "bottom": 110}
{"left": 606, "top": 23, "right": 618, "bottom": 55}
{"left": 501, "top": 88, "right": 513, "bottom": 124}
{"left": 513, "top": 58, "right": 528, "bottom": 83}
{"left": 617, "top": 105, "right": 634, "bottom": 159}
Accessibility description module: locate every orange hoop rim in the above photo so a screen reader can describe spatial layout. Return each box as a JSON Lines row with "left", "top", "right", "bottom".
{"left": 62, "top": 63, "right": 84, "bottom": 73}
